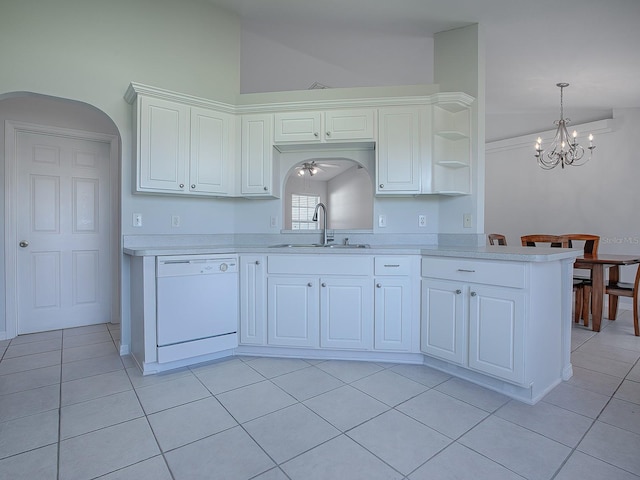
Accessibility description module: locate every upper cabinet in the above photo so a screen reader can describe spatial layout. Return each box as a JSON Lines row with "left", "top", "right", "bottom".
{"left": 125, "top": 83, "right": 475, "bottom": 199}
{"left": 274, "top": 109, "right": 375, "bottom": 144}
{"left": 376, "top": 106, "right": 425, "bottom": 195}
{"left": 125, "top": 83, "right": 235, "bottom": 197}
{"left": 241, "top": 114, "right": 279, "bottom": 197}
{"left": 430, "top": 94, "right": 474, "bottom": 195}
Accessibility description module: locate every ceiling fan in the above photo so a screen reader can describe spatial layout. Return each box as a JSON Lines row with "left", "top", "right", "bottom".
{"left": 295, "top": 160, "right": 339, "bottom": 177}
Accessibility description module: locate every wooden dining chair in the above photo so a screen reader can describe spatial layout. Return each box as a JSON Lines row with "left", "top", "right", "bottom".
{"left": 488, "top": 234, "right": 507, "bottom": 246}
{"left": 521, "top": 234, "right": 586, "bottom": 323}
{"left": 606, "top": 265, "right": 640, "bottom": 336}
{"left": 520, "top": 234, "right": 570, "bottom": 248}
{"left": 563, "top": 234, "right": 600, "bottom": 327}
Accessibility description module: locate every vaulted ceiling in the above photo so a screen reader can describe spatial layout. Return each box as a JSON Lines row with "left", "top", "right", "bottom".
{"left": 206, "top": 0, "right": 640, "bottom": 141}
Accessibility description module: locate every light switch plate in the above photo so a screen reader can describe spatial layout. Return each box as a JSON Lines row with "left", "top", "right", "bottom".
{"left": 132, "top": 213, "right": 142, "bottom": 227}
{"left": 463, "top": 213, "right": 472, "bottom": 228}
{"left": 378, "top": 215, "right": 387, "bottom": 228}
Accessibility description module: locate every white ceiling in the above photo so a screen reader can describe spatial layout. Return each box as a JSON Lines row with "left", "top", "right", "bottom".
{"left": 206, "top": 0, "right": 640, "bottom": 142}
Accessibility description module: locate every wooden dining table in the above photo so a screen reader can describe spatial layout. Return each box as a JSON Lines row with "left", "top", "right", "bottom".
{"left": 574, "top": 254, "right": 640, "bottom": 331}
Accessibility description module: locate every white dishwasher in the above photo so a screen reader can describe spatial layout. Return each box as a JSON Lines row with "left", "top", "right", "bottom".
{"left": 156, "top": 254, "right": 238, "bottom": 363}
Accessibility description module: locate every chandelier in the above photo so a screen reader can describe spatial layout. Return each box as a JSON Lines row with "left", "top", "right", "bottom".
{"left": 534, "top": 83, "right": 595, "bottom": 170}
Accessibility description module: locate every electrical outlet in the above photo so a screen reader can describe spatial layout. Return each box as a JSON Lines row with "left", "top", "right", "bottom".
{"left": 270, "top": 216, "right": 278, "bottom": 228}
{"left": 132, "top": 213, "right": 142, "bottom": 227}
{"left": 418, "top": 214, "right": 427, "bottom": 227}
{"left": 463, "top": 213, "right": 472, "bottom": 228}
{"left": 378, "top": 215, "right": 387, "bottom": 228}
{"left": 171, "top": 215, "right": 180, "bottom": 228}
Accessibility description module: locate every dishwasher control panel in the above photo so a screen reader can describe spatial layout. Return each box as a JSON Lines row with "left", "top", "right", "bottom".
{"left": 156, "top": 255, "right": 238, "bottom": 277}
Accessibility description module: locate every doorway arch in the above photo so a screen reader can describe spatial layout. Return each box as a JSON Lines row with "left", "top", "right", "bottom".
{"left": 1, "top": 92, "right": 121, "bottom": 339}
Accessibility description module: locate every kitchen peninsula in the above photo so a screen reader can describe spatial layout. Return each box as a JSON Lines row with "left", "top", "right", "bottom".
{"left": 125, "top": 239, "right": 580, "bottom": 405}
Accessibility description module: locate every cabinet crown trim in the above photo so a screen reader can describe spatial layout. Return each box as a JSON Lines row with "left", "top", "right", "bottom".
{"left": 124, "top": 82, "right": 236, "bottom": 114}
{"left": 125, "top": 82, "right": 475, "bottom": 115}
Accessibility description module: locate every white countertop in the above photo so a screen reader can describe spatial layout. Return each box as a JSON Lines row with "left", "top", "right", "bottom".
{"left": 123, "top": 244, "right": 581, "bottom": 263}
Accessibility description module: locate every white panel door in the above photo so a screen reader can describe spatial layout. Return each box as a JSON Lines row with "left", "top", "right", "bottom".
{"left": 241, "top": 114, "right": 273, "bottom": 195}
{"left": 320, "top": 277, "right": 373, "bottom": 350}
{"left": 267, "top": 276, "right": 318, "bottom": 347}
{"left": 468, "top": 285, "right": 525, "bottom": 384}
{"left": 137, "top": 96, "right": 189, "bottom": 193}
{"left": 376, "top": 107, "right": 421, "bottom": 194}
{"left": 190, "top": 107, "right": 232, "bottom": 195}
{"left": 16, "top": 131, "right": 112, "bottom": 334}
{"left": 374, "top": 276, "right": 412, "bottom": 351}
{"left": 421, "top": 279, "right": 465, "bottom": 365}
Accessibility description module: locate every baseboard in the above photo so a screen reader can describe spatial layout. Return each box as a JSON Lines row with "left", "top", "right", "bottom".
{"left": 0, "top": 331, "right": 7, "bottom": 341}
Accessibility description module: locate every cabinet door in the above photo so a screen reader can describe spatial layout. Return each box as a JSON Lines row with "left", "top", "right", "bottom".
{"left": 274, "top": 111, "right": 321, "bottom": 143}
{"left": 376, "top": 107, "right": 421, "bottom": 194}
{"left": 324, "top": 109, "right": 375, "bottom": 142}
{"left": 374, "top": 276, "right": 412, "bottom": 351}
{"left": 138, "top": 96, "right": 189, "bottom": 193}
{"left": 241, "top": 114, "right": 274, "bottom": 195}
{"left": 239, "top": 256, "right": 266, "bottom": 345}
{"left": 267, "top": 276, "right": 318, "bottom": 347}
{"left": 190, "top": 107, "right": 232, "bottom": 195}
{"left": 468, "top": 285, "right": 525, "bottom": 384}
{"left": 320, "top": 277, "right": 373, "bottom": 350}
{"left": 421, "top": 279, "right": 465, "bottom": 365}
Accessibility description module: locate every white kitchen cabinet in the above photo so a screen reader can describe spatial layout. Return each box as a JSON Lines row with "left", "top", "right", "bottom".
{"left": 320, "top": 276, "right": 373, "bottom": 350}
{"left": 421, "top": 257, "right": 527, "bottom": 384}
{"left": 128, "top": 89, "right": 234, "bottom": 196}
{"left": 374, "top": 256, "right": 414, "bottom": 351}
{"left": 266, "top": 254, "right": 373, "bottom": 350}
{"left": 421, "top": 279, "right": 465, "bottom": 364}
{"left": 239, "top": 255, "right": 266, "bottom": 345}
{"left": 189, "top": 106, "right": 234, "bottom": 195}
{"left": 430, "top": 96, "right": 473, "bottom": 195}
{"left": 241, "top": 114, "right": 279, "bottom": 197}
{"left": 376, "top": 106, "right": 424, "bottom": 195}
{"left": 267, "top": 275, "right": 319, "bottom": 347}
{"left": 468, "top": 285, "right": 525, "bottom": 384}
{"left": 274, "top": 109, "right": 375, "bottom": 144}
{"left": 136, "top": 95, "right": 190, "bottom": 193}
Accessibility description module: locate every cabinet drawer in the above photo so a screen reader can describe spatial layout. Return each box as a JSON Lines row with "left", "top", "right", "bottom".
{"left": 268, "top": 255, "right": 372, "bottom": 275}
{"left": 374, "top": 256, "right": 412, "bottom": 275}
{"left": 421, "top": 257, "right": 525, "bottom": 288}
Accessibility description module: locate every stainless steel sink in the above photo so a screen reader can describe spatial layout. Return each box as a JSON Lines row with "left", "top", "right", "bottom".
{"left": 269, "top": 243, "right": 370, "bottom": 248}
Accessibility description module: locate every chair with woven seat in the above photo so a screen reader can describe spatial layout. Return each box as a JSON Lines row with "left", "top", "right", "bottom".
{"left": 488, "top": 234, "right": 507, "bottom": 246}
{"left": 563, "top": 234, "right": 600, "bottom": 327}
{"left": 606, "top": 264, "right": 640, "bottom": 336}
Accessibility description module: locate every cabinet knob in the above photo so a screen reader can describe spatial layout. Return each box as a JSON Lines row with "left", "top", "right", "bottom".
{"left": 19, "top": 240, "right": 29, "bottom": 248}
{"left": 455, "top": 289, "right": 462, "bottom": 294}
{"left": 314, "top": 132, "right": 319, "bottom": 137}
{"left": 470, "top": 291, "right": 477, "bottom": 297}
{"left": 379, "top": 184, "right": 384, "bottom": 189}
{"left": 263, "top": 186, "right": 268, "bottom": 191}
{"left": 179, "top": 183, "right": 184, "bottom": 189}
{"left": 321, "top": 282, "right": 326, "bottom": 287}
{"left": 191, "top": 184, "right": 196, "bottom": 189}
{"left": 307, "top": 282, "right": 313, "bottom": 287}
{"left": 326, "top": 131, "right": 331, "bottom": 137}
{"left": 255, "top": 260, "right": 261, "bottom": 265}
{"left": 376, "top": 283, "right": 382, "bottom": 288}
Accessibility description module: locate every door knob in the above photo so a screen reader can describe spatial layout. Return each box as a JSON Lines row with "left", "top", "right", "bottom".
{"left": 19, "top": 240, "right": 29, "bottom": 248}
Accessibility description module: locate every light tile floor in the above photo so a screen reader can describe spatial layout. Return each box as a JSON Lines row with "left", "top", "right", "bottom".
{"left": 1, "top": 312, "right": 640, "bottom": 479}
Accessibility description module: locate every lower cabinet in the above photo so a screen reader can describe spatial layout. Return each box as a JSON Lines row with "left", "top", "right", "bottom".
{"left": 467, "top": 285, "right": 525, "bottom": 384}
{"left": 239, "top": 255, "right": 266, "bottom": 345}
{"left": 267, "top": 276, "right": 319, "bottom": 347}
{"left": 266, "top": 275, "right": 372, "bottom": 350}
{"left": 421, "top": 257, "right": 527, "bottom": 385}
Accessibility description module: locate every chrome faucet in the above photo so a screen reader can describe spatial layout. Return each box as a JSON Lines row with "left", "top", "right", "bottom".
{"left": 312, "top": 202, "right": 329, "bottom": 246}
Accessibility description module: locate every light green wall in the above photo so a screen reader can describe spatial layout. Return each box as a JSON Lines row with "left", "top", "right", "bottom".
{"left": 0, "top": 0, "right": 241, "bottom": 343}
